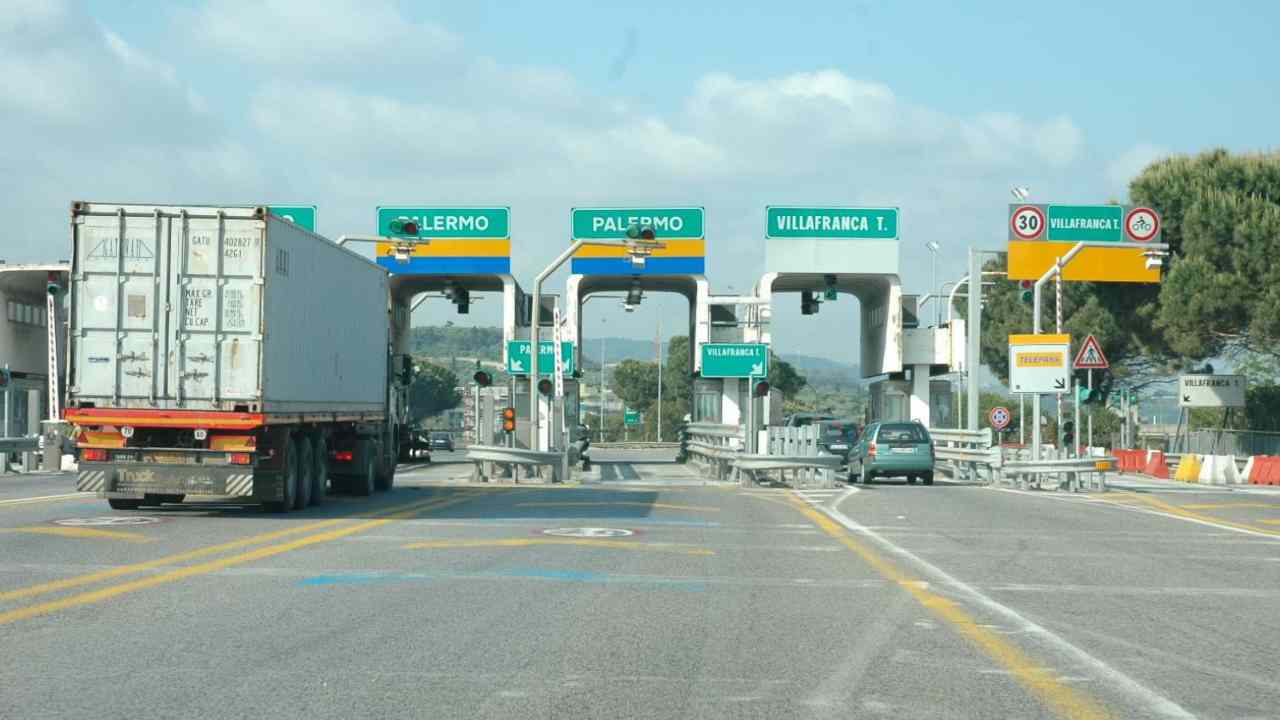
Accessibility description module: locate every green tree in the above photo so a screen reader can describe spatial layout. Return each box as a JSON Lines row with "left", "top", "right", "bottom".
{"left": 408, "top": 361, "right": 461, "bottom": 423}
{"left": 609, "top": 359, "right": 660, "bottom": 412}
{"left": 966, "top": 149, "right": 1280, "bottom": 390}
{"left": 768, "top": 353, "right": 807, "bottom": 397}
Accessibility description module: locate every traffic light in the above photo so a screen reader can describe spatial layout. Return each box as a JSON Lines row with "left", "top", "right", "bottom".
{"left": 801, "top": 290, "right": 820, "bottom": 315}
{"left": 537, "top": 378, "right": 553, "bottom": 396}
{"left": 473, "top": 370, "right": 492, "bottom": 387}
{"left": 625, "top": 223, "right": 656, "bottom": 241}
{"left": 823, "top": 275, "right": 838, "bottom": 301}
{"left": 455, "top": 287, "right": 470, "bottom": 314}
{"left": 46, "top": 271, "right": 62, "bottom": 296}
{"left": 501, "top": 407, "right": 516, "bottom": 433}
{"left": 1075, "top": 384, "right": 1100, "bottom": 405}
{"left": 387, "top": 217, "right": 419, "bottom": 236}
{"left": 752, "top": 379, "right": 770, "bottom": 398}
{"left": 1062, "top": 420, "right": 1075, "bottom": 447}
{"left": 1018, "top": 279, "right": 1034, "bottom": 303}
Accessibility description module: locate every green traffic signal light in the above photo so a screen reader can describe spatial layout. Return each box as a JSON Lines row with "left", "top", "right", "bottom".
{"left": 1076, "top": 386, "right": 1100, "bottom": 405}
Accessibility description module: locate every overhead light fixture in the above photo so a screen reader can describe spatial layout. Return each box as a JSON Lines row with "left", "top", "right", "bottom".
{"left": 1011, "top": 186, "right": 1031, "bottom": 201}
{"left": 626, "top": 279, "right": 643, "bottom": 306}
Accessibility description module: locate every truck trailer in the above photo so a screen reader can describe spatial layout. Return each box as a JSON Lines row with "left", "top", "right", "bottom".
{"left": 66, "top": 203, "right": 410, "bottom": 511}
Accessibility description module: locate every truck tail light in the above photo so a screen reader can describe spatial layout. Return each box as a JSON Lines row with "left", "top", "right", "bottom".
{"left": 867, "top": 442, "right": 877, "bottom": 459}
{"left": 82, "top": 448, "right": 107, "bottom": 462}
{"left": 333, "top": 450, "right": 353, "bottom": 462}
{"left": 228, "top": 453, "right": 253, "bottom": 465}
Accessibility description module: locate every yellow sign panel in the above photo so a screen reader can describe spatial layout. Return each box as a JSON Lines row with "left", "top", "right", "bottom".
{"left": 1009, "top": 334, "right": 1070, "bottom": 346}
{"left": 1007, "top": 241, "right": 1159, "bottom": 283}
{"left": 1015, "top": 351, "right": 1065, "bottom": 368}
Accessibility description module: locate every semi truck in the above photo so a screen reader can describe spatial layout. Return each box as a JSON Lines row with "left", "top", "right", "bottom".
{"left": 66, "top": 203, "right": 411, "bottom": 512}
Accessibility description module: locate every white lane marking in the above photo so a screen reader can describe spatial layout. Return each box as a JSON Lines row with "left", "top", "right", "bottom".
{"left": 827, "top": 488, "right": 1196, "bottom": 720}
{"left": 0, "top": 492, "right": 93, "bottom": 507}
{"left": 993, "top": 487, "right": 1280, "bottom": 540}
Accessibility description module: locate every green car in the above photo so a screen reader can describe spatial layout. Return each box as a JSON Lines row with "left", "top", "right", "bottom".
{"left": 850, "top": 421, "right": 935, "bottom": 485}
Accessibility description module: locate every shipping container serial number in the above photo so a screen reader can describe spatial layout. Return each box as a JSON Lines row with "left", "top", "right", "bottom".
{"left": 190, "top": 234, "right": 260, "bottom": 260}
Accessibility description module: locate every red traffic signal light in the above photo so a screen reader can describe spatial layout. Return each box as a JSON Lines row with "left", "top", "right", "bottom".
{"left": 537, "top": 378, "right": 553, "bottom": 396}
{"left": 388, "top": 218, "right": 419, "bottom": 236}
{"left": 473, "top": 370, "right": 492, "bottom": 387}
{"left": 1018, "top": 279, "right": 1034, "bottom": 303}
{"left": 501, "top": 407, "right": 516, "bottom": 432}
{"left": 753, "top": 380, "right": 770, "bottom": 398}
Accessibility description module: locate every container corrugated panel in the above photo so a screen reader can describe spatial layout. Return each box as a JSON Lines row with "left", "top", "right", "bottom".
{"left": 68, "top": 203, "right": 389, "bottom": 415}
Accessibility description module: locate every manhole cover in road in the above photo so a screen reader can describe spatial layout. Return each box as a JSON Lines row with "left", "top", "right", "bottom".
{"left": 55, "top": 516, "right": 163, "bottom": 527}
{"left": 542, "top": 527, "right": 633, "bottom": 538}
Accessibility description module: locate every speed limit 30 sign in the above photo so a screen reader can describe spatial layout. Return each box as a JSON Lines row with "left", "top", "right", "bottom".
{"left": 1010, "top": 205, "right": 1045, "bottom": 240}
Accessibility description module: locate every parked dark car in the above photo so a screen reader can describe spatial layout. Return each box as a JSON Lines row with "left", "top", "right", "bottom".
{"left": 429, "top": 432, "right": 455, "bottom": 452}
{"left": 849, "top": 421, "right": 934, "bottom": 485}
{"left": 816, "top": 420, "right": 859, "bottom": 463}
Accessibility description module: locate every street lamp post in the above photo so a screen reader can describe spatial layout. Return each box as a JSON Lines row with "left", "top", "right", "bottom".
{"left": 926, "top": 241, "right": 941, "bottom": 325}
{"left": 528, "top": 238, "right": 660, "bottom": 450}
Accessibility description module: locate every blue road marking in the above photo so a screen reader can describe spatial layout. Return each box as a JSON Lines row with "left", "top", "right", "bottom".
{"left": 299, "top": 568, "right": 704, "bottom": 591}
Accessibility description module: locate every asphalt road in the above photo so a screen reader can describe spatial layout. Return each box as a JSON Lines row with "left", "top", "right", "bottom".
{"left": 1, "top": 456, "right": 1277, "bottom": 719}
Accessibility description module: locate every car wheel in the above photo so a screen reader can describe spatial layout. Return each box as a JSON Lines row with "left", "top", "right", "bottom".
{"left": 922, "top": 472, "right": 934, "bottom": 486}
{"left": 861, "top": 466, "right": 873, "bottom": 485}
{"left": 907, "top": 475, "right": 917, "bottom": 484}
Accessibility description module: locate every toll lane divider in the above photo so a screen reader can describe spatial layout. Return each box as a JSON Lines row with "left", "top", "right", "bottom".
{"left": 1244, "top": 456, "right": 1280, "bottom": 485}
{"left": 1142, "top": 450, "right": 1170, "bottom": 480}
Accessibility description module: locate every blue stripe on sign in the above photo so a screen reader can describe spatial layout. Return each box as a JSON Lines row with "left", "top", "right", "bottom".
{"left": 376, "top": 256, "right": 512, "bottom": 274}
{"left": 569, "top": 257, "right": 706, "bottom": 275}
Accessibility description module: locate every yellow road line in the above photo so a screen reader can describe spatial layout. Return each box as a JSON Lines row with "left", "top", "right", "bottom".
{"left": 0, "top": 494, "right": 476, "bottom": 627}
{"left": 1, "top": 527, "right": 153, "bottom": 543}
{"left": 0, "top": 492, "right": 466, "bottom": 603}
{"left": 1259, "top": 519, "right": 1280, "bottom": 526}
{"left": 514, "top": 501, "right": 720, "bottom": 513}
{"left": 402, "top": 537, "right": 714, "bottom": 555}
{"left": 1180, "top": 502, "right": 1278, "bottom": 510}
{"left": 1103, "top": 492, "right": 1280, "bottom": 537}
{"left": 785, "top": 494, "right": 1111, "bottom": 720}
{"left": 0, "top": 492, "right": 94, "bottom": 508}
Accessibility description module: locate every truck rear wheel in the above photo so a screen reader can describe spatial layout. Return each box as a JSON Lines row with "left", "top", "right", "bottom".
{"left": 310, "top": 434, "right": 328, "bottom": 506}
{"left": 293, "top": 436, "right": 313, "bottom": 510}
{"left": 374, "top": 435, "right": 395, "bottom": 492}
{"left": 264, "top": 435, "right": 297, "bottom": 513}
{"left": 351, "top": 439, "right": 376, "bottom": 497}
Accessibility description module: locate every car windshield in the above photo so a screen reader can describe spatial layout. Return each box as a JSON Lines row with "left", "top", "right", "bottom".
{"left": 431, "top": 433, "right": 450, "bottom": 440}
{"left": 820, "top": 422, "right": 857, "bottom": 441}
{"left": 876, "top": 424, "right": 928, "bottom": 443}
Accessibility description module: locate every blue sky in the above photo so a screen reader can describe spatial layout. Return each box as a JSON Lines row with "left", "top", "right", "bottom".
{"left": 5, "top": 0, "right": 1278, "bottom": 362}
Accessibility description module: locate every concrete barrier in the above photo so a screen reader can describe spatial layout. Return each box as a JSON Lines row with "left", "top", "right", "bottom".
{"left": 1174, "top": 454, "right": 1202, "bottom": 483}
{"left": 1198, "top": 454, "right": 1240, "bottom": 485}
{"left": 1247, "top": 456, "right": 1280, "bottom": 485}
{"left": 1143, "top": 450, "right": 1170, "bottom": 479}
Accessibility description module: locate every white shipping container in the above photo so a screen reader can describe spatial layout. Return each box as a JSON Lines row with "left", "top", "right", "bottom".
{"left": 67, "top": 203, "right": 390, "bottom": 416}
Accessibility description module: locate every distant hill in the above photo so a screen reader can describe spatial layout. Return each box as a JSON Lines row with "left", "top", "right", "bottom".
{"left": 410, "top": 326, "right": 863, "bottom": 380}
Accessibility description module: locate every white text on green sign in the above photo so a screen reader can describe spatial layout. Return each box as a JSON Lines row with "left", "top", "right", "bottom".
{"left": 506, "top": 340, "right": 575, "bottom": 376}
{"left": 571, "top": 208, "right": 704, "bottom": 239}
{"left": 377, "top": 207, "right": 510, "bottom": 239}
{"left": 700, "top": 343, "right": 769, "bottom": 378}
{"left": 766, "top": 207, "right": 898, "bottom": 240}
{"left": 1007, "top": 204, "right": 1161, "bottom": 244}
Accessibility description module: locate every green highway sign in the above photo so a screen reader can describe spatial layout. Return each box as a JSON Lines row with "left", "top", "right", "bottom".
{"left": 700, "top": 343, "right": 769, "bottom": 378}
{"left": 269, "top": 205, "right": 316, "bottom": 232}
{"left": 377, "top": 207, "right": 510, "bottom": 238}
{"left": 1009, "top": 204, "right": 1161, "bottom": 244}
{"left": 624, "top": 409, "right": 641, "bottom": 426}
{"left": 766, "top": 206, "right": 899, "bottom": 240}
{"left": 506, "top": 340, "right": 575, "bottom": 376}
{"left": 571, "top": 207, "right": 704, "bottom": 239}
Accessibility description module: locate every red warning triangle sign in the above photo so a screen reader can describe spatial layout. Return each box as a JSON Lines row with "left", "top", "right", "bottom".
{"left": 1073, "top": 334, "right": 1109, "bottom": 369}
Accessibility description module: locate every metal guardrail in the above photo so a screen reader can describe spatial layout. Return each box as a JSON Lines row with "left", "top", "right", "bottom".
{"left": 1001, "top": 455, "right": 1118, "bottom": 492}
{"left": 0, "top": 437, "right": 40, "bottom": 453}
{"left": 684, "top": 423, "right": 745, "bottom": 482}
{"left": 1, "top": 436, "right": 42, "bottom": 475}
{"left": 465, "top": 445, "right": 573, "bottom": 483}
{"left": 931, "top": 428, "right": 998, "bottom": 483}
{"left": 733, "top": 454, "right": 842, "bottom": 489}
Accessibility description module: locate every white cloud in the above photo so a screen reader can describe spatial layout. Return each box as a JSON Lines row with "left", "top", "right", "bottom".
{"left": 1106, "top": 143, "right": 1169, "bottom": 199}
{"left": 185, "top": 0, "right": 459, "bottom": 69}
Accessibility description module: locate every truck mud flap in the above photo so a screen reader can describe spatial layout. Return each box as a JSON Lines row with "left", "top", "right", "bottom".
{"left": 76, "top": 469, "right": 108, "bottom": 493}
{"left": 76, "top": 464, "right": 258, "bottom": 499}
